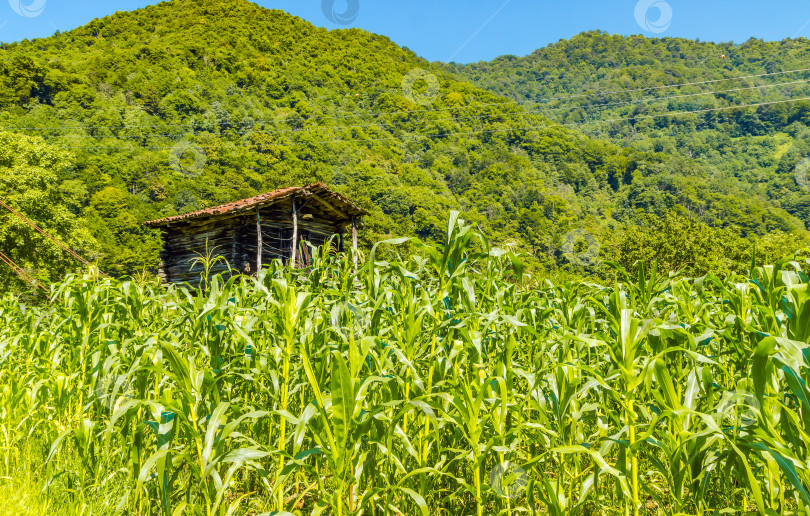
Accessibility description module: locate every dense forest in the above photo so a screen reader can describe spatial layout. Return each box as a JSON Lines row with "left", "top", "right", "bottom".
{"left": 449, "top": 31, "right": 810, "bottom": 238}
{"left": 0, "top": 1, "right": 807, "bottom": 288}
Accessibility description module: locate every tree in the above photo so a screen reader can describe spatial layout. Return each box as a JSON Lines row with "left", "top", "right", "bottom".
{"left": 0, "top": 132, "right": 98, "bottom": 291}
{"left": 608, "top": 211, "right": 807, "bottom": 276}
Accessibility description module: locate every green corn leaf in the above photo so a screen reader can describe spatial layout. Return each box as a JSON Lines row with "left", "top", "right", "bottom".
{"left": 748, "top": 442, "right": 810, "bottom": 504}
{"left": 398, "top": 487, "right": 429, "bottom": 516}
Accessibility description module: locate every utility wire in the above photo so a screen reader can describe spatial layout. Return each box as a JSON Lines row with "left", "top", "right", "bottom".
{"left": 509, "top": 67, "right": 810, "bottom": 104}
{"left": 0, "top": 198, "right": 109, "bottom": 277}
{"left": 0, "top": 249, "right": 48, "bottom": 292}
{"left": 5, "top": 66, "right": 810, "bottom": 132}
{"left": 45, "top": 96, "right": 810, "bottom": 151}
{"left": 15, "top": 77, "right": 810, "bottom": 142}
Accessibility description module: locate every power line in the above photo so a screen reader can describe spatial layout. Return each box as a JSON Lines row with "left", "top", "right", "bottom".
{"left": 530, "top": 77, "right": 810, "bottom": 115}
{"left": 0, "top": 249, "right": 48, "bottom": 292}
{"left": 0, "top": 198, "right": 109, "bottom": 277}
{"left": 45, "top": 96, "right": 810, "bottom": 151}
{"left": 509, "top": 66, "right": 810, "bottom": 104}
{"left": 16, "top": 76, "right": 810, "bottom": 142}
{"left": 5, "top": 66, "right": 810, "bottom": 132}
{"left": 121, "top": 66, "right": 810, "bottom": 125}
{"left": 562, "top": 96, "right": 810, "bottom": 128}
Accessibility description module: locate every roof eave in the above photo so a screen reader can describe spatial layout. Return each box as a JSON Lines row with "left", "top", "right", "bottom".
{"left": 143, "top": 183, "right": 368, "bottom": 228}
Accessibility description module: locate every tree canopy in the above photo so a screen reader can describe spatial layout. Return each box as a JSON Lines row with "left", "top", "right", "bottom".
{"left": 0, "top": 4, "right": 807, "bottom": 285}
{"left": 450, "top": 31, "right": 810, "bottom": 235}
{"left": 0, "top": 132, "right": 97, "bottom": 289}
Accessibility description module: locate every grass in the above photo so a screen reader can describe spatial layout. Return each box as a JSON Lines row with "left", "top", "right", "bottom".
{"left": 0, "top": 477, "right": 47, "bottom": 516}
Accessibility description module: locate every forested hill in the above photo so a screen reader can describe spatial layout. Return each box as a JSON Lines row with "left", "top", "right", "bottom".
{"left": 448, "top": 31, "right": 810, "bottom": 235}
{"left": 0, "top": 3, "right": 804, "bottom": 287}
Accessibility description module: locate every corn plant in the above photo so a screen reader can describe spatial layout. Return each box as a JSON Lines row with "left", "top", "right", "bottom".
{"left": 1, "top": 214, "right": 810, "bottom": 515}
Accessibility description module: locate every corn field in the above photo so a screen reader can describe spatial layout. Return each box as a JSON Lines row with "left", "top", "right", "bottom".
{"left": 2, "top": 213, "right": 810, "bottom": 515}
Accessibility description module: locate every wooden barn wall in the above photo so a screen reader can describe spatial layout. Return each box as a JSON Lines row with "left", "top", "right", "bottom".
{"left": 159, "top": 221, "right": 239, "bottom": 286}
{"left": 158, "top": 198, "right": 347, "bottom": 287}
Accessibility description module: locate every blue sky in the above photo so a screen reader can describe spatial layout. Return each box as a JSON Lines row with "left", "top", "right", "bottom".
{"left": 3, "top": 0, "right": 810, "bottom": 63}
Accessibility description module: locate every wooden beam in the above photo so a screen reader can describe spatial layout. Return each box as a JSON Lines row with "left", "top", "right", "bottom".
{"left": 351, "top": 216, "right": 358, "bottom": 268}
{"left": 308, "top": 194, "right": 349, "bottom": 222}
{"left": 291, "top": 198, "right": 298, "bottom": 268}
{"left": 256, "top": 207, "right": 262, "bottom": 273}
{"left": 296, "top": 195, "right": 314, "bottom": 212}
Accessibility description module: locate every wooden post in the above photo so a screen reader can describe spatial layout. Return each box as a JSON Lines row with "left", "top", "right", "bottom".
{"left": 351, "top": 216, "right": 358, "bottom": 268}
{"left": 256, "top": 208, "right": 262, "bottom": 273}
{"left": 291, "top": 198, "right": 298, "bottom": 268}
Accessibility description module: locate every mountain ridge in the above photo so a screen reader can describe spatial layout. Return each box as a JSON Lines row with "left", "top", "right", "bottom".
{"left": 0, "top": 2, "right": 804, "bottom": 285}
{"left": 449, "top": 30, "right": 810, "bottom": 232}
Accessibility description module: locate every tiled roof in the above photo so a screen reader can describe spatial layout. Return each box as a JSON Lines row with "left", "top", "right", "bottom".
{"left": 144, "top": 182, "right": 367, "bottom": 227}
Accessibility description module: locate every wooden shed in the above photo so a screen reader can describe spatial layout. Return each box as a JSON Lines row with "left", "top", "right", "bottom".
{"left": 144, "top": 182, "right": 367, "bottom": 285}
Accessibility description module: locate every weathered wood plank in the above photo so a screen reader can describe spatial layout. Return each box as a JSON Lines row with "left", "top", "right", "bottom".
{"left": 156, "top": 199, "right": 353, "bottom": 286}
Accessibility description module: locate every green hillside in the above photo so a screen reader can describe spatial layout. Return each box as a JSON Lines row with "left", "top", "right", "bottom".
{"left": 449, "top": 31, "right": 810, "bottom": 234}
{"left": 6, "top": 8, "right": 810, "bottom": 515}
{"left": 0, "top": 3, "right": 804, "bottom": 287}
